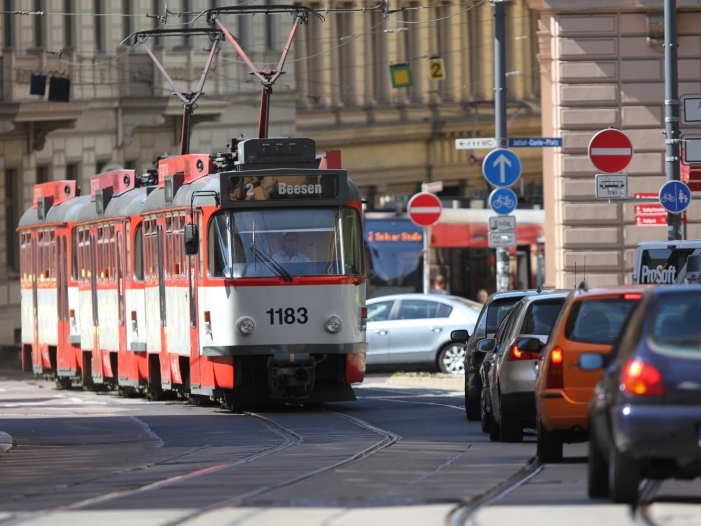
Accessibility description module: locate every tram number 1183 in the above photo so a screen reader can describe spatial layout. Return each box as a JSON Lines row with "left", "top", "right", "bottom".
{"left": 266, "top": 307, "right": 309, "bottom": 325}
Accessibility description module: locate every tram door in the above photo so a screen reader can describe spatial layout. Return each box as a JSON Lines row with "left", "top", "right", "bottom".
{"left": 157, "top": 225, "right": 166, "bottom": 327}
{"left": 89, "top": 233, "right": 100, "bottom": 378}
{"left": 31, "top": 233, "right": 38, "bottom": 371}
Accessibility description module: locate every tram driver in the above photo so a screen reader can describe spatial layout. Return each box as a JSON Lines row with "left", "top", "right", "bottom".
{"left": 272, "top": 232, "right": 311, "bottom": 264}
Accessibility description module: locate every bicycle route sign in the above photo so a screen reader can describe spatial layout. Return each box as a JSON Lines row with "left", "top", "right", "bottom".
{"left": 658, "top": 181, "right": 692, "bottom": 214}
{"left": 489, "top": 188, "right": 518, "bottom": 215}
{"left": 482, "top": 148, "right": 522, "bottom": 187}
{"left": 408, "top": 192, "right": 443, "bottom": 227}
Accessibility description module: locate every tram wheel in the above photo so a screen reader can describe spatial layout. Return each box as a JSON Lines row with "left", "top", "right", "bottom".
{"left": 55, "top": 377, "right": 72, "bottom": 390}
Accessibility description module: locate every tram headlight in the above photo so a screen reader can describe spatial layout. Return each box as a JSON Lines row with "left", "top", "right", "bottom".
{"left": 324, "top": 315, "right": 342, "bottom": 334}
{"left": 237, "top": 316, "right": 255, "bottom": 335}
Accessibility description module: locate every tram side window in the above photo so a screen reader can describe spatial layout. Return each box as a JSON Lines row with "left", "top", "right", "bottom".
{"left": 133, "top": 223, "right": 143, "bottom": 282}
{"left": 173, "top": 214, "right": 181, "bottom": 277}
{"left": 110, "top": 224, "right": 115, "bottom": 282}
{"left": 165, "top": 214, "right": 172, "bottom": 279}
{"left": 339, "top": 208, "right": 363, "bottom": 275}
{"left": 144, "top": 219, "right": 151, "bottom": 281}
{"left": 50, "top": 230, "right": 56, "bottom": 281}
{"left": 126, "top": 223, "right": 131, "bottom": 283}
{"left": 208, "top": 213, "right": 230, "bottom": 278}
{"left": 71, "top": 228, "right": 78, "bottom": 281}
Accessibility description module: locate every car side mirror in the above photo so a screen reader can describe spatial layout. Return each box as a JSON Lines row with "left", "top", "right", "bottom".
{"left": 367, "top": 269, "right": 377, "bottom": 279}
{"left": 450, "top": 329, "right": 470, "bottom": 342}
{"left": 476, "top": 338, "right": 495, "bottom": 353}
{"left": 579, "top": 353, "right": 605, "bottom": 371}
{"left": 184, "top": 224, "right": 199, "bottom": 255}
{"left": 516, "top": 337, "right": 543, "bottom": 353}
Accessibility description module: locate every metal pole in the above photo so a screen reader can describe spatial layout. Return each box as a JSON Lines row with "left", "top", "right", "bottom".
{"left": 494, "top": 0, "right": 510, "bottom": 291}
{"left": 664, "top": 0, "right": 683, "bottom": 241}
{"left": 423, "top": 226, "right": 430, "bottom": 294}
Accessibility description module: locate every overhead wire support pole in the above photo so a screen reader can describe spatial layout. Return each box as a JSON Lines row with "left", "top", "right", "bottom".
{"left": 493, "top": 0, "right": 510, "bottom": 292}
{"left": 128, "top": 28, "right": 223, "bottom": 155}
{"left": 664, "top": 0, "right": 683, "bottom": 241}
{"left": 205, "top": 5, "right": 324, "bottom": 139}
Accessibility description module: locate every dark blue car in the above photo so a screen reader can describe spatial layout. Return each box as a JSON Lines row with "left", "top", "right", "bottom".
{"left": 588, "top": 286, "right": 701, "bottom": 503}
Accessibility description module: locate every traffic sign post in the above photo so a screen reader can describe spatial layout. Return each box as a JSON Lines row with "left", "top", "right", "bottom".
{"left": 659, "top": 181, "right": 691, "bottom": 214}
{"left": 408, "top": 192, "right": 443, "bottom": 294}
{"left": 489, "top": 188, "right": 518, "bottom": 215}
{"left": 588, "top": 129, "right": 633, "bottom": 173}
{"left": 482, "top": 149, "right": 522, "bottom": 187}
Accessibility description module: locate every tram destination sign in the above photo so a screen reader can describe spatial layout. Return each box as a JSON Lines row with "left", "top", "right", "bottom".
{"left": 220, "top": 170, "right": 347, "bottom": 208}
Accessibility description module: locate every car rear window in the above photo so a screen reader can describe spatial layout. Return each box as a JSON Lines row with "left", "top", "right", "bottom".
{"left": 564, "top": 297, "right": 640, "bottom": 345}
{"left": 520, "top": 299, "right": 565, "bottom": 335}
{"left": 650, "top": 293, "right": 701, "bottom": 355}
{"left": 486, "top": 298, "right": 522, "bottom": 333}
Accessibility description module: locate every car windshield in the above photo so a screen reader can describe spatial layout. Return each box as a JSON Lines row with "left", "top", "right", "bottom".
{"left": 649, "top": 293, "right": 701, "bottom": 355}
{"left": 564, "top": 297, "right": 640, "bottom": 345}
{"left": 519, "top": 299, "right": 565, "bottom": 335}
{"left": 207, "top": 208, "right": 363, "bottom": 278}
{"left": 486, "top": 297, "right": 522, "bottom": 334}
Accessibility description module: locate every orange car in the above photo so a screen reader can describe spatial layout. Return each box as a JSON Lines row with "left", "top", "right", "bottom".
{"left": 534, "top": 284, "right": 647, "bottom": 462}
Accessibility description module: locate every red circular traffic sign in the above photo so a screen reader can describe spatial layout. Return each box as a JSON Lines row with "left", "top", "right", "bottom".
{"left": 408, "top": 192, "right": 442, "bottom": 227}
{"left": 588, "top": 129, "right": 633, "bottom": 173}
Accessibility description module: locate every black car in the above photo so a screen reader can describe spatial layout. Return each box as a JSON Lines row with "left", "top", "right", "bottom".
{"left": 588, "top": 286, "right": 701, "bottom": 503}
{"left": 463, "top": 290, "right": 550, "bottom": 420}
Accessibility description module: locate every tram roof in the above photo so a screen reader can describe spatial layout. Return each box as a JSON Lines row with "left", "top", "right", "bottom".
{"left": 19, "top": 195, "right": 91, "bottom": 228}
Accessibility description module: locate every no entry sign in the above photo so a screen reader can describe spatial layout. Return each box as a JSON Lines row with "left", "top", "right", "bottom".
{"left": 408, "top": 192, "right": 442, "bottom": 227}
{"left": 588, "top": 129, "right": 633, "bottom": 173}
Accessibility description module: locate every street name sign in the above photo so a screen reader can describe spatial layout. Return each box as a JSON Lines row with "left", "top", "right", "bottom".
{"left": 408, "top": 192, "right": 442, "bottom": 227}
{"left": 595, "top": 174, "right": 628, "bottom": 199}
{"left": 455, "top": 137, "right": 498, "bottom": 150}
{"left": 588, "top": 129, "right": 633, "bottom": 173}
{"left": 489, "top": 188, "right": 518, "bottom": 215}
{"left": 508, "top": 137, "right": 562, "bottom": 148}
{"left": 489, "top": 232, "right": 517, "bottom": 248}
{"left": 489, "top": 215, "right": 516, "bottom": 232}
{"left": 482, "top": 149, "right": 522, "bottom": 187}
{"left": 681, "top": 93, "right": 701, "bottom": 126}
{"left": 659, "top": 181, "right": 692, "bottom": 214}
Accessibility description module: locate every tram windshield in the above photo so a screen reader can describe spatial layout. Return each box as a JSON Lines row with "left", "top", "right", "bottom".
{"left": 208, "top": 208, "right": 363, "bottom": 278}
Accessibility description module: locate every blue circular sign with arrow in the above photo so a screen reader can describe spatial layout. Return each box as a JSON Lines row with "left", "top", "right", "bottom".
{"left": 482, "top": 148, "right": 522, "bottom": 188}
{"left": 489, "top": 188, "right": 518, "bottom": 215}
{"left": 658, "top": 181, "right": 692, "bottom": 214}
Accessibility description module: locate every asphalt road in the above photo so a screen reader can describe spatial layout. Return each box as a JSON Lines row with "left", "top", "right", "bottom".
{"left": 0, "top": 369, "right": 698, "bottom": 526}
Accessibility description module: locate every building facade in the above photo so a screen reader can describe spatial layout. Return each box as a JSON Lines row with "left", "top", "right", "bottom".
{"left": 0, "top": 0, "right": 298, "bottom": 347}
{"left": 528, "top": 0, "right": 701, "bottom": 288}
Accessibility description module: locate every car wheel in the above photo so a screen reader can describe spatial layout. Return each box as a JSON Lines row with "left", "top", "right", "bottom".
{"left": 489, "top": 397, "right": 500, "bottom": 442}
{"left": 588, "top": 435, "right": 610, "bottom": 499}
{"left": 498, "top": 394, "right": 523, "bottom": 443}
{"left": 438, "top": 343, "right": 466, "bottom": 375}
{"left": 536, "top": 416, "right": 562, "bottom": 462}
{"left": 465, "top": 378, "right": 480, "bottom": 421}
{"left": 480, "top": 388, "right": 491, "bottom": 433}
{"left": 609, "top": 446, "right": 640, "bottom": 504}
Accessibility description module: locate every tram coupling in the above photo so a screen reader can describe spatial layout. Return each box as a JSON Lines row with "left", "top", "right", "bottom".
{"left": 267, "top": 354, "right": 317, "bottom": 398}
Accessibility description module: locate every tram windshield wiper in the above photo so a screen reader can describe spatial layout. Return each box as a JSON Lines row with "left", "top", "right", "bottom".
{"left": 250, "top": 243, "right": 293, "bottom": 282}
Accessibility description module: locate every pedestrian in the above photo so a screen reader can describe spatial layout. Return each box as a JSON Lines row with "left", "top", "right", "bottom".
{"left": 429, "top": 275, "right": 448, "bottom": 295}
{"left": 477, "top": 289, "right": 488, "bottom": 304}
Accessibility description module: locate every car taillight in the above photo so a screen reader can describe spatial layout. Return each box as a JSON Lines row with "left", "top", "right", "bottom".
{"left": 507, "top": 344, "right": 539, "bottom": 361}
{"left": 621, "top": 359, "right": 665, "bottom": 396}
{"left": 546, "top": 347, "right": 564, "bottom": 389}
{"left": 623, "top": 293, "right": 642, "bottom": 301}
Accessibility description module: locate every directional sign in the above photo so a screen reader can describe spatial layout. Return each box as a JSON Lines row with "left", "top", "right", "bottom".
{"left": 408, "top": 192, "right": 442, "bottom": 227}
{"left": 588, "top": 129, "right": 633, "bottom": 173}
{"left": 489, "top": 232, "right": 517, "bottom": 248}
{"left": 489, "top": 215, "right": 516, "bottom": 232}
{"left": 483, "top": 149, "right": 522, "bottom": 187}
{"left": 489, "top": 188, "right": 518, "bottom": 215}
{"left": 681, "top": 93, "right": 701, "bottom": 126}
{"left": 682, "top": 135, "right": 701, "bottom": 164}
{"left": 508, "top": 137, "right": 562, "bottom": 148}
{"left": 595, "top": 174, "right": 628, "bottom": 199}
{"left": 455, "top": 137, "right": 497, "bottom": 150}
{"left": 659, "top": 181, "right": 692, "bottom": 214}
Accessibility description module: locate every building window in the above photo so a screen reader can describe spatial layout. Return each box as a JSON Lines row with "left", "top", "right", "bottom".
{"left": 66, "top": 163, "right": 79, "bottom": 181}
{"left": 264, "top": 0, "right": 279, "bottom": 52}
{"left": 96, "top": 161, "right": 108, "bottom": 174}
{"left": 3, "top": 0, "right": 13, "bottom": 48}
{"left": 36, "top": 165, "right": 50, "bottom": 184}
{"left": 34, "top": 0, "right": 44, "bottom": 48}
{"left": 371, "top": 10, "right": 387, "bottom": 104}
{"left": 123, "top": 0, "right": 133, "bottom": 41}
{"left": 64, "top": 0, "right": 74, "bottom": 48}
{"left": 238, "top": 0, "right": 250, "bottom": 50}
{"left": 5, "top": 169, "right": 20, "bottom": 273}
{"left": 94, "top": 0, "right": 105, "bottom": 53}
{"left": 336, "top": 6, "right": 354, "bottom": 105}
{"left": 125, "top": 160, "right": 136, "bottom": 170}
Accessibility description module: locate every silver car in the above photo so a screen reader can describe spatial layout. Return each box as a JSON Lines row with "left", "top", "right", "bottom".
{"left": 366, "top": 294, "right": 479, "bottom": 374}
{"left": 482, "top": 292, "right": 569, "bottom": 442}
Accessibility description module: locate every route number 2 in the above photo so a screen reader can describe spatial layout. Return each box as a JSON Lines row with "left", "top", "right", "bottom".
{"left": 429, "top": 58, "right": 445, "bottom": 81}
{"left": 266, "top": 307, "right": 308, "bottom": 325}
